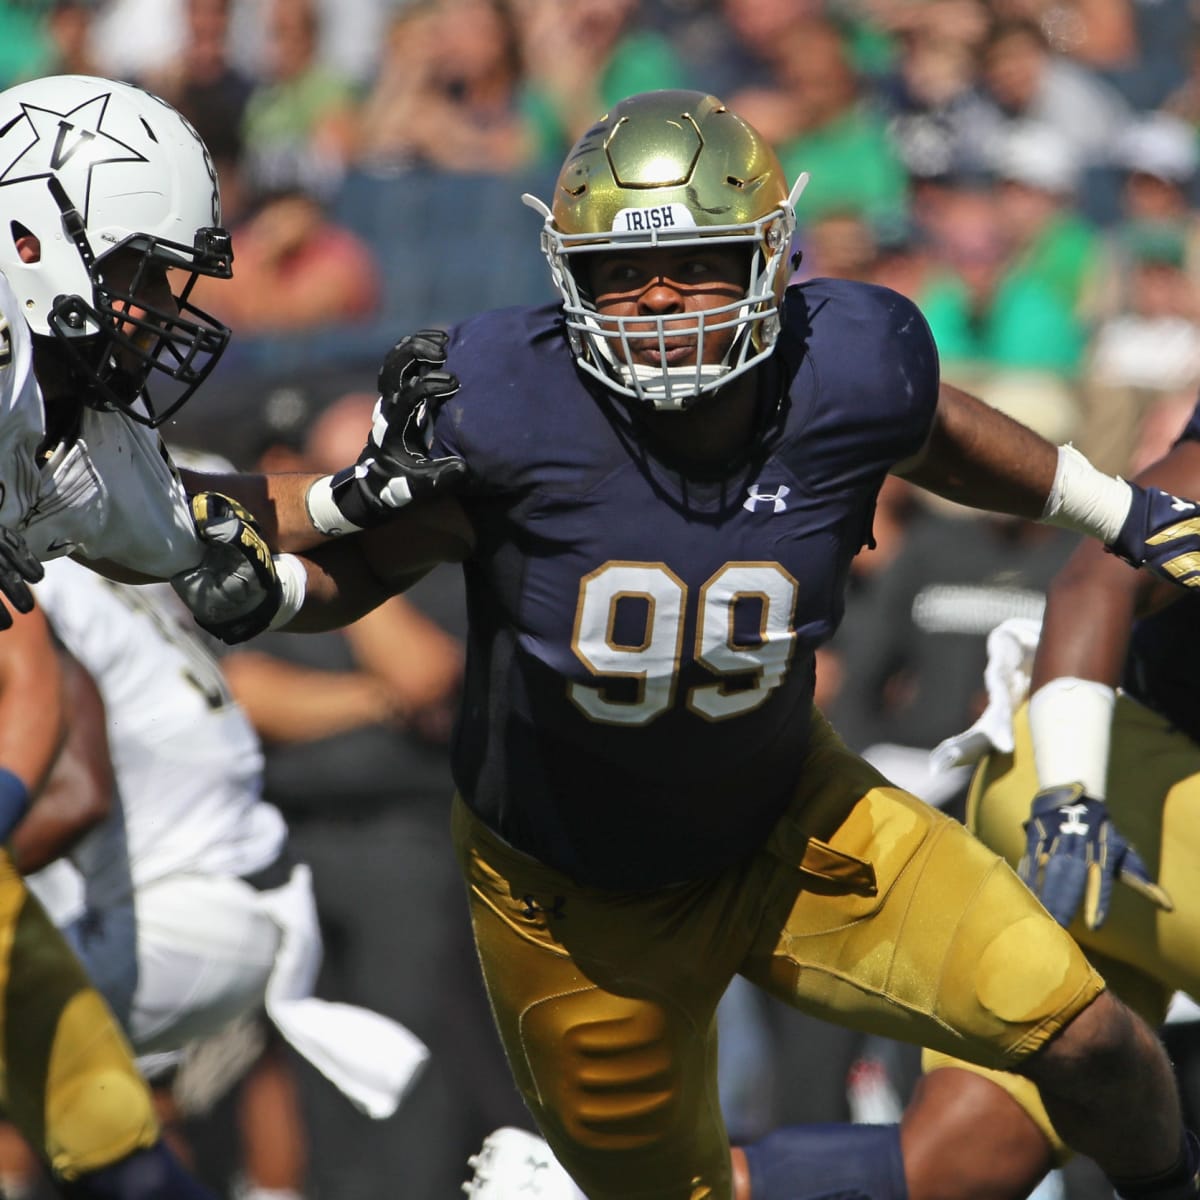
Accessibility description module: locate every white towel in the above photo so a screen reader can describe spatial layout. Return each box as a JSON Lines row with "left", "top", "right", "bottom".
{"left": 930, "top": 617, "right": 1043, "bottom": 773}
{"left": 257, "top": 864, "right": 430, "bottom": 1119}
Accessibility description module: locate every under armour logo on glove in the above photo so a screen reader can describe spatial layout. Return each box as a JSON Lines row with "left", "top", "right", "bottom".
{"left": 1109, "top": 484, "right": 1200, "bottom": 587}
{"left": 1019, "top": 783, "right": 1172, "bottom": 930}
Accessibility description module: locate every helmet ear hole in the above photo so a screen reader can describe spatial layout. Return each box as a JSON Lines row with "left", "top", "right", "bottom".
{"left": 10, "top": 222, "right": 38, "bottom": 263}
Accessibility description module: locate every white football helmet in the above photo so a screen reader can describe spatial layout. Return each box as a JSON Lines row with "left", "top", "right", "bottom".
{"left": 0, "top": 74, "right": 233, "bottom": 425}
{"left": 524, "top": 90, "right": 807, "bottom": 411}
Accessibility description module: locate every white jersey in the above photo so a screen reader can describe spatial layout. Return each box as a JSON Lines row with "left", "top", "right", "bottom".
{"left": 0, "top": 272, "right": 203, "bottom": 577}
{"left": 32, "top": 557, "right": 285, "bottom": 907}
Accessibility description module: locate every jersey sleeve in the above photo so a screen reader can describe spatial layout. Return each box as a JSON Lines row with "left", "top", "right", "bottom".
{"left": 427, "top": 304, "right": 568, "bottom": 497}
{"left": 781, "top": 280, "right": 940, "bottom": 490}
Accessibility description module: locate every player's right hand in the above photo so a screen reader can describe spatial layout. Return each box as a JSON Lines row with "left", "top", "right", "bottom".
{"left": 308, "top": 329, "right": 467, "bottom": 536}
{"left": 171, "top": 492, "right": 281, "bottom": 644}
{"left": 1019, "top": 783, "right": 1172, "bottom": 930}
{"left": 0, "top": 524, "right": 43, "bottom": 630}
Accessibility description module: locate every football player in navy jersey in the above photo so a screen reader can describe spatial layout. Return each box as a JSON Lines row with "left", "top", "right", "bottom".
{"left": 459, "top": 392, "right": 1200, "bottom": 1200}
{"left": 239, "top": 91, "right": 1200, "bottom": 1200}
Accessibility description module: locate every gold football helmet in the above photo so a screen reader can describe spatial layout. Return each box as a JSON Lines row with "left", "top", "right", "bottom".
{"left": 524, "top": 90, "right": 807, "bottom": 410}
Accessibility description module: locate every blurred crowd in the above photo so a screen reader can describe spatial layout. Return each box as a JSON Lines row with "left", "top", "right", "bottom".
{"left": 4, "top": 0, "right": 1200, "bottom": 1197}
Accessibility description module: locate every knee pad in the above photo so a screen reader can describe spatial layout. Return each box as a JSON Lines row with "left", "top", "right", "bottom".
{"left": 741, "top": 1122, "right": 908, "bottom": 1200}
{"left": 42, "top": 992, "right": 158, "bottom": 1179}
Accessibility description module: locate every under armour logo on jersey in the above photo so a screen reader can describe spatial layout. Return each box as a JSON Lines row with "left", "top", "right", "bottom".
{"left": 1170, "top": 494, "right": 1197, "bottom": 513}
{"left": 744, "top": 484, "right": 791, "bottom": 513}
{"left": 0, "top": 93, "right": 147, "bottom": 223}
{"left": 1058, "top": 804, "right": 1091, "bottom": 836}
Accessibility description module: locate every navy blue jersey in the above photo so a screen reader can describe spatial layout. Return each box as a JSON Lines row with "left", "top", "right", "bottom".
{"left": 429, "top": 278, "right": 939, "bottom": 888}
{"left": 1124, "top": 393, "right": 1200, "bottom": 742}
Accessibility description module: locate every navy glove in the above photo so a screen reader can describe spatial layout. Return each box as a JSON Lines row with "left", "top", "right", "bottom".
{"left": 171, "top": 493, "right": 280, "bottom": 645}
{"left": 0, "top": 525, "right": 42, "bottom": 630}
{"left": 1109, "top": 483, "right": 1200, "bottom": 587}
{"left": 1019, "top": 784, "right": 1172, "bottom": 930}
{"left": 323, "top": 329, "right": 466, "bottom": 532}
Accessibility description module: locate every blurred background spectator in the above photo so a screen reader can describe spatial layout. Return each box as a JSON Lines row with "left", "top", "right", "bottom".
{"left": 6, "top": 1, "right": 1200, "bottom": 1194}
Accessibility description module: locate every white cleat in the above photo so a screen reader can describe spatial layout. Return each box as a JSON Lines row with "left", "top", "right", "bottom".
{"left": 462, "top": 1127, "right": 580, "bottom": 1198}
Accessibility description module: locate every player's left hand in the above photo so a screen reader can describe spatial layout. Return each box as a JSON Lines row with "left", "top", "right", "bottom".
{"left": 0, "top": 524, "right": 43, "bottom": 630}
{"left": 1019, "top": 784, "right": 1172, "bottom": 930}
{"left": 171, "top": 493, "right": 281, "bottom": 644}
{"left": 1109, "top": 483, "right": 1200, "bottom": 587}
{"left": 315, "top": 329, "right": 467, "bottom": 535}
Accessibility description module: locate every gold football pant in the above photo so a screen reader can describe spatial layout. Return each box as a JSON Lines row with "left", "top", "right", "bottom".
{"left": 924, "top": 695, "right": 1200, "bottom": 1161}
{"left": 453, "top": 710, "right": 1103, "bottom": 1200}
{"left": 0, "top": 848, "right": 159, "bottom": 1179}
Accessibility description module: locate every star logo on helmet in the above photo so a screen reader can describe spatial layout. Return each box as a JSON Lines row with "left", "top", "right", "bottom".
{"left": 0, "top": 92, "right": 147, "bottom": 225}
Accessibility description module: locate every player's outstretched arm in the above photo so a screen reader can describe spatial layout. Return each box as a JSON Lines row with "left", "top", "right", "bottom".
{"left": 899, "top": 383, "right": 1200, "bottom": 594}
{"left": 179, "top": 330, "right": 467, "bottom": 559}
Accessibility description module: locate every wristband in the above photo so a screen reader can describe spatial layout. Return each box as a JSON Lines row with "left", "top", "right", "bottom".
{"left": 1040, "top": 444, "right": 1133, "bottom": 544}
{"left": 1028, "top": 676, "right": 1116, "bottom": 799}
{"left": 305, "top": 474, "right": 363, "bottom": 538}
{"left": 0, "top": 767, "right": 30, "bottom": 843}
{"left": 267, "top": 553, "right": 308, "bottom": 631}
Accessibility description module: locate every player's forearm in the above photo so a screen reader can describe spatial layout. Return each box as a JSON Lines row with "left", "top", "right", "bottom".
{"left": 178, "top": 468, "right": 329, "bottom": 554}
{"left": 9, "top": 654, "right": 111, "bottom": 873}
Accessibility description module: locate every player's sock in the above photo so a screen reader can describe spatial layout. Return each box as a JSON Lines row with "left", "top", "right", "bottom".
{"left": 740, "top": 1122, "right": 908, "bottom": 1200}
{"left": 58, "top": 1141, "right": 218, "bottom": 1200}
{"left": 1111, "top": 1130, "right": 1200, "bottom": 1199}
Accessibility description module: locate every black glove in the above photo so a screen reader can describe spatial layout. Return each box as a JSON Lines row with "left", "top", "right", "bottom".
{"left": 0, "top": 525, "right": 43, "bottom": 630}
{"left": 1109, "top": 483, "right": 1200, "bottom": 588}
{"left": 171, "top": 493, "right": 281, "bottom": 645}
{"left": 1019, "top": 783, "right": 1172, "bottom": 929}
{"left": 319, "top": 330, "right": 466, "bottom": 533}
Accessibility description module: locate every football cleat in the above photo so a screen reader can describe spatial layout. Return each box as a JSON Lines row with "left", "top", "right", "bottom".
{"left": 462, "top": 1127, "right": 579, "bottom": 1199}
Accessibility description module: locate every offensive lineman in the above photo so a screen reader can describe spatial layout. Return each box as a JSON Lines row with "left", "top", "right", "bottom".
{"left": 0, "top": 73, "right": 286, "bottom": 1198}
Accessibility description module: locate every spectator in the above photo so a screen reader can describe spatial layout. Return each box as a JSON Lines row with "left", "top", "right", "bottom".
{"left": 1084, "top": 223, "right": 1200, "bottom": 476}
{"left": 969, "top": 15, "right": 1134, "bottom": 169}
{"left": 1079, "top": 111, "right": 1200, "bottom": 474}
{"left": 772, "top": 17, "right": 910, "bottom": 225}
{"left": 34, "top": 0, "right": 104, "bottom": 79}
{"left": 917, "top": 180, "right": 1089, "bottom": 380}
{"left": 138, "top": 0, "right": 256, "bottom": 223}
{"left": 240, "top": 0, "right": 357, "bottom": 199}
{"left": 191, "top": 187, "right": 380, "bottom": 336}
{"left": 874, "top": 11, "right": 997, "bottom": 183}
{"left": 516, "top": 0, "right": 689, "bottom": 165}
{"left": 989, "top": 121, "right": 1103, "bottom": 322}
{"left": 353, "top": 0, "right": 536, "bottom": 176}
